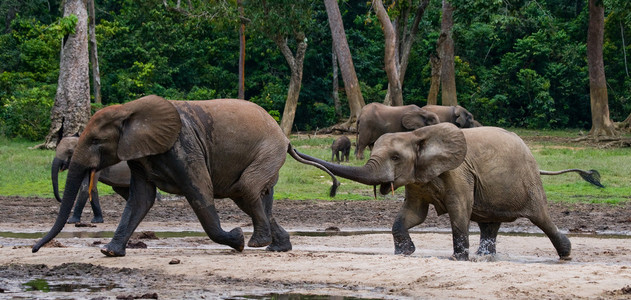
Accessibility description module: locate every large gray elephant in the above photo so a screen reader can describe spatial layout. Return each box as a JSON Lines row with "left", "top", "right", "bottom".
{"left": 33, "top": 95, "right": 338, "bottom": 256}
{"left": 296, "top": 123, "right": 574, "bottom": 261}
{"left": 52, "top": 136, "right": 131, "bottom": 223}
{"left": 421, "top": 105, "right": 481, "bottom": 128}
{"left": 355, "top": 102, "right": 439, "bottom": 159}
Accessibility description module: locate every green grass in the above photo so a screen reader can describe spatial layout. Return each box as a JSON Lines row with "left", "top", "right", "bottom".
{"left": 1, "top": 131, "right": 629, "bottom": 205}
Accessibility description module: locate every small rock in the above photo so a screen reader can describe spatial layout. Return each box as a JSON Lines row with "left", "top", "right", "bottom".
{"left": 169, "top": 258, "right": 181, "bottom": 265}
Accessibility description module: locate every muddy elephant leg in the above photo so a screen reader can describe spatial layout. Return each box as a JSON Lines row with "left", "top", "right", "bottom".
{"left": 449, "top": 217, "right": 471, "bottom": 261}
{"left": 529, "top": 211, "right": 571, "bottom": 260}
{"left": 392, "top": 196, "right": 429, "bottom": 255}
{"left": 68, "top": 177, "right": 91, "bottom": 224}
{"left": 234, "top": 194, "right": 272, "bottom": 248}
{"left": 88, "top": 185, "right": 104, "bottom": 223}
{"left": 262, "top": 187, "right": 291, "bottom": 252}
{"left": 101, "top": 171, "right": 156, "bottom": 257}
{"left": 477, "top": 222, "right": 501, "bottom": 256}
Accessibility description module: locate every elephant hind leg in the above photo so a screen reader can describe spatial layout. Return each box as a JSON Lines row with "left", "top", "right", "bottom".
{"left": 477, "top": 222, "right": 501, "bottom": 256}
{"left": 233, "top": 193, "right": 272, "bottom": 248}
{"left": 262, "top": 187, "right": 291, "bottom": 252}
{"left": 529, "top": 212, "right": 571, "bottom": 260}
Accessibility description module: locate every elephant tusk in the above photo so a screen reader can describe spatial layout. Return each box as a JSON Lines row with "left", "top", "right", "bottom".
{"left": 88, "top": 169, "right": 96, "bottom": 203}
{"left": 391, "top": 182, "right": 395, "bottom": 196}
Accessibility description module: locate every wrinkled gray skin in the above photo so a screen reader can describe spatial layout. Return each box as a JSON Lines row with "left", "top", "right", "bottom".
{"left": 355, "top": 102, "right": 440, "bottom": 159}
{"left": 34, "top": 95, "right": 339, "bottom": 257}
{"left": 52, "top": 137, "right": 131, "bottom": 223}
{"left": 297, "top": 123, "right": 572, "bottom": 261}
{"left": 331, "top": 136, "right": 351, "bottom": 163}
{"left": 421, "top": 105, "right": 481, "bottom": 128}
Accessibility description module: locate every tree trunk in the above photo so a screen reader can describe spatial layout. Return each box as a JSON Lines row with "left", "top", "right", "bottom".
{"left": 324, "top": 0, "right": 365, "bottom": 128}
{"left": 40, "top": 0, "right": 91, "bottom": 149}
{"left": 438, "top": 0, "right": 457, "bottom": 106}
{"left": 332, "top": 39, "right": 341, "bottom": 120}
{"left": 373, "top": 0, "right": 402, "bottom": 106}
{"left": 427, "top": 54, "right": 440, "bottom": 105}
{"left": 238, "top": 0, "right": 246, "bottom": 99}
{"left": 587, "top": 0, "right": 617, "bottom": 137}
{"left": 274, "top": 35, "right": 307, "bottom": 137}
{"left": 87, "top": 0, "right": 101, "bottom": 104}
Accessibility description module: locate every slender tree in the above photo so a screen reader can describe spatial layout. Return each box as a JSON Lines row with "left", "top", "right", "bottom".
{"left": 437, "top": 0, "right": 457, "bottom": 106}
{"left": 324, "top": 0, "right": 365, "bottom": 129}
{"left": 587, "top": 0, "right": 616, "bottom": 137}
{"left": 331, "top": 39, "right": 341, "bottom": 120}
{"left": 237, "top": 0, "right": 246, "bottom": 99}
{"left": 427, "top": 54, "right": 440, "bottom": 105}
{"left": 39, "top": 0, "right": 91, "bottom": 149}
{"left": 373, "top": 0, "right": 403, "bottom": 106}
{"left": 87, "top": 0, "right": 101, "bottom": 104}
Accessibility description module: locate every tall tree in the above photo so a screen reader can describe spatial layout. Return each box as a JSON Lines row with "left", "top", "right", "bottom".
{"left": 373, "top": 0, "right": 429, "bottom": 106}
{"left": 87, "top": 0, "right": 101, "bottom": 104}
{"left": 587, "top": 0, "right": 616, "bottom": 137}
{"left": 40, "top": 0, "right": 91, "bottom": 149}
{"left": 324, "top": 0, "right": 365, "bottom": 129}
{"left": 331, "top": 39, "right": 342, "bottom": 120}
{"left": 427, "top": 53, "right": 440, "bottom": 105}
{"left": 437, "top": 0, "right": 457, "bottom": 106}
{"left": 237, "top": 0, "right": 246, "bottom": 99}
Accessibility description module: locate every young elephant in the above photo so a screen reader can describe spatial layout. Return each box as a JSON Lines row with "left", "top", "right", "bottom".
{"left": 33, "top": 95, "right": 339, "bottom": 256}
{"left": 52, "top": 136, "right": 131, "bottom": 223}
{"left": 331, "top": 136, "right": 351, "bottom": 163}
{"left": 421, "top": 105, "right": 481, "bottom": 128}
{"left": 355, "top": 102, "right": 439, "bottom": 159}
{"left": 296, "top": 123, "right": 572, "bottom": 261}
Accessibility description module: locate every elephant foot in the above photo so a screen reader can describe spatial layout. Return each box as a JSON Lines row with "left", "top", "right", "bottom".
{"left": 225, "top": 228, "right": 245, "bottom": 252}
{"left": 266, "top": 240, "right": 292, "bottom": 252}
{"left": 67, "top": 216, "right": 81, "bottom": 224}
{"left": 91, "top": 216, "right": 104, "bottom": 223}
{"left": 451, "top": 251, "right": 469, "bottom": 261}
{"left": 100, "top": 244, "right": 126, "bottom": 257}
{"left": 394, "top": 239, "right": 416, "bottom": 256}
{"left": 247, "top": 230, "right": 272, "bottom": 248}
{"left": 476, "top": 240, "right": 496, "bottom": 256}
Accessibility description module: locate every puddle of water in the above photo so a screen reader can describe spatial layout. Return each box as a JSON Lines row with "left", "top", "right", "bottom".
{"left": 22, "top": 278, "right": 120, "bottom": 292}
{"left": 225, "top": 293, "right": 381, "bottom": 300}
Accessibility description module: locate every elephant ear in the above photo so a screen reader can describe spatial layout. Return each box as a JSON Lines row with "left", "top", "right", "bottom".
{"left": 117, "top": 95, "right": 182, "bottom": 161}
{"left": 402, "top": 108, "right": 439, "bottom": 130}
{"left": 413, "top": 123, "right": 467, "bottom": 183}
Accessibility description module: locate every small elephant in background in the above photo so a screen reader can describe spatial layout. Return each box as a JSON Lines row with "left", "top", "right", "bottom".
{"left": 355, "top": 102, "right": 439, "bottom": 159}
{"left": 421, "top": 105, "right": 481, "bottom": 128}
{"left": 331, "top": 136, "right": 351, "bottom": 163}
{"left": 52, "top": 136, "right": 131, "bottom": 223}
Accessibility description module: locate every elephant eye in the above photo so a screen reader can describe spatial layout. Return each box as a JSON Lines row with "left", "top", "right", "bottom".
{"left": 391, "top": 155, "right": 400, "bottom": 161}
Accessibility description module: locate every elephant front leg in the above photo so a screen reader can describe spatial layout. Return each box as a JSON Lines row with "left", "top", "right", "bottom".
{"left": 392, "top": 199, "right": 429, "bottom": 255}
{"left": 88, "top": 185, "right": 104, "bottom": 223}
{"left": 101, "top": 171, "right": 156, "bottom": 257}
{"left": 449, "top": 218, "right": 471, "bottom": 261}
{"left": 68, "top": 177, "right": 91, "bottom": 224}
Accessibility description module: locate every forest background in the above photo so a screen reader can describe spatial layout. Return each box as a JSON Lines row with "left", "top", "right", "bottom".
{"left": 1, "top": 0, "right": 631, "bottom": 140}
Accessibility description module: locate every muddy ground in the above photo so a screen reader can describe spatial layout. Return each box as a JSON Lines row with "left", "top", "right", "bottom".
{"left": 1, "top": 194, "right": 631, "bottom": 299}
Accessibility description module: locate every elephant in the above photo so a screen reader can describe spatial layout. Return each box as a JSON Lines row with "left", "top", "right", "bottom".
{"left": 33, "top": 95, "right": 339, "bottom": 256}
{"left": 52, "top": 136, "right": 131, "bottom": 223}
{"left": 331, "top": 136, "right": 351, "bottom": 163}
{"left": 355, "top": 102, "right": 440, "bottom": 160}
{"left": 296, "top": 123, "right": 574, "bottom": 261}
{"left": 421, "top": 105, "right": 481, "bottom": 128}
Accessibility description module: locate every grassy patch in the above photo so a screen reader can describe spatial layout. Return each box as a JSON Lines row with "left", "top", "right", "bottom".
{"left": 1, "top": 130, "right": 629, "bottom": 205}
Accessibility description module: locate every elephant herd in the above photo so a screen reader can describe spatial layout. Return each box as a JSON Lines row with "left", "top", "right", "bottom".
{"left": 38, "top": 96, "right": 603, "bottom": 262}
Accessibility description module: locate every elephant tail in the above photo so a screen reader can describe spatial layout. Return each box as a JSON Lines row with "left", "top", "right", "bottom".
{"left": 287, "top": 144, "right": 340, "bottom": 197}
{"left": 539, "top": 169, "right": 604, "bottom": 188}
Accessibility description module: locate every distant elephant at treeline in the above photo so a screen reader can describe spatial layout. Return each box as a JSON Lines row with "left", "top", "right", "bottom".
{"left": 296, "top": 123, "right": 602, "bottom": 261}
{"left": 52, "top": 136, "right": 131, "bottom": 224}
{"left": 421, "top": 105, "right": 481, "bottom": 128}
{"left": 331, "top": 136, "right": 351, "bottom": 163}
{"left": 34, "top": 95, "right": 339, "bottom": 257}
{"left": 355, "top": 102, "right": 440, "bottom": 159}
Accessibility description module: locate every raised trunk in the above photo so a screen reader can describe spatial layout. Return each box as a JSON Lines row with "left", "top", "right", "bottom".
{"left": 33, "top": 162, "right": 88, "bottom": 252}
{"left": 51, "top": 157, "right": 65, "bottom": 203}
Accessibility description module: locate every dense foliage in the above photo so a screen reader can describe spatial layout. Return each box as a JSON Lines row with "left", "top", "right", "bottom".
{"left": 1, "top": 0, "right": 630, "bottom": 140}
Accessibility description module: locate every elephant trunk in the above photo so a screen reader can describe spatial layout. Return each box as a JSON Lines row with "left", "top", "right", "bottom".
{"left": 294, "top": 150, "right": 390, "bottom": 186}
{"left": 33, "top": 162, "right": 88, "bottom": 253}
{"left": 51, "top": 157, "right": 65, "bottom": 203}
